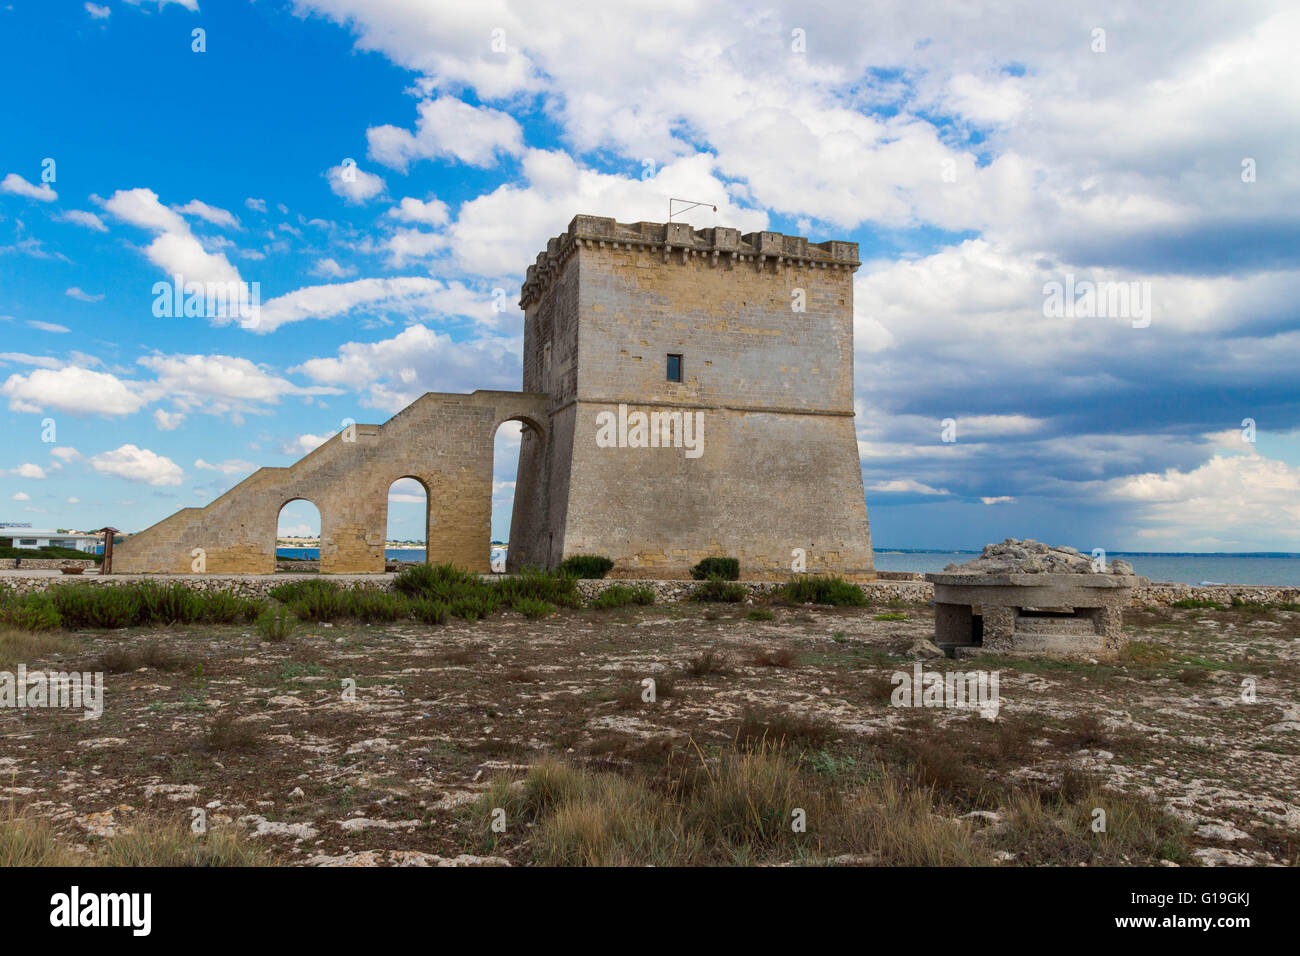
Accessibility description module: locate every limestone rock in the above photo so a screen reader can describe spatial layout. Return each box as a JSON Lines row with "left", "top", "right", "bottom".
{"left": 942, "top": 538, "right": 1117, "bottom": 576}
{"left": 906, "top": 638, "right": 946, "bottom": 659}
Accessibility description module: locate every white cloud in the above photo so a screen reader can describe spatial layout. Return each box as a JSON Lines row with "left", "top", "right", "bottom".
{"left": 12, "top": 463, "right": 46, "bottom": 479}
{"left": 387, "top": 196, "right": 450, "bottom": 227}
{"left": 258, "top": 276, "right": 485, "bottom": 332}
{"left": 868, "top": 478, "right": 951, "bottom": 496}
{"left": 280, "top": 433, "right": 333, "bottom": 456}
{"left": 245, "top": 197, "right": 267, "bottom": 213}
{"left": 136, "top": 352, "right": 339, "bottom": 415}
{"left": 57, "top": 209, "right": 108, "bottom": 231}
{"left": 176, "top": 199, "right": 240, "bottom": 229}
{"left": 0, "top": 352, "right": 61, "bottom": 369}
{"left": 442, "top": 149, "right": 767, "bottom": 277}
{"left": 1105, "top": 453, "right": 1300, "bottom": 550}
{"left": 50, "top": 447, "right": 80, "bottom": 462}
{"left": 123, "top": 0, "right": 199, "bottom": 10}
{"left": 10, "top": 492, "right": 30, "bottom": 501}
{"left": 291, "top": 323, "right": 520, "bottom": 411}
{"left": 65, "top": 287, "right": 104, "bottom": 303}
{"left": 85, "top": 3, "right": 110, "bottom": 18}
{"left": 326, "top": 162, "right": 385, "bottom": 204}
{"left": 194, "top": 457, "right": 257, "bottom": 476}
{"left": 1, "top": 366, "right": 148, "bottom": 416}
{"left": 368, "top": 97, "right": 524, "bottom": 170}
{"left": 27, "top": 320, "right": 71, "bottom": 333}
{"left": 980, "top": 496, "right": 1017, "bottom": 505}
{"left": 309, "top": 257, "right": 355, "bottom": 279}
{"left": 101, "top": 187, "right": 244, "bottom": 290}
{"left": 89, "top": 444, "right": 184, "bottom": 486}
{"left": 153, "top": 409, "right": 185, "bottom": 430}
{"left": 0, "top": 173, "right": 56, "bottom": 202}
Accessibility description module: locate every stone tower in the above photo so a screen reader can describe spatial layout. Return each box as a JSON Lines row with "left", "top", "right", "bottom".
{"left": 507, "top": 215, "right": 874, "bottom": 581}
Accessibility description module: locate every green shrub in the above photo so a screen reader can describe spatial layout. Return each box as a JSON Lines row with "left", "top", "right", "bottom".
{"left": 256, "top": 605, "right": 296, "bottom": 642}
{"left": 268, "top": 579, "right": 340, "bottom": 604}
{"left": 496, "top": 566, "right": 581, "bottom": 611}
{"left": 746, "top": 608, "right": 775, "bottom": 621}
{"left": 512, "top": 597, "right": 555, "bottom": 619}
{"left": 201, "top": 592, "right": 261, "bottom": 624}
{"left": 136, "top": 581, "right": 204, "bottom": 625}
{"left": 779, "top": 576, "right": 868, "bottom": 607}
{"left": 281, "top": 579, "right": 344, "bottom": 622}
{"left": 49, "top": 584, "right": 143, "bottom": 629}
{"left": 1170, "top": 598, "right": 1226, "bottom": 610}
{"left": 449, "top": 593, "right": 500, "bottom": 623}
{"left": 5, "top": 584, "right": 260, "bottom": 631}
{"left": 691, "top": 577, "right": 748, "bottom": 603}
{"left": 393, "top": 563, "right": 482, "bottom": 601}
{"left": 0, "top": 593, "right": 62, "bottom": 632}
{"left": 590, "top": 584, "right": 656, "bottom": 609}
{"left": 343, "top": 587, "right": 408, "bottom": 622}
{"left": 411, "top": 598, "right": 450, "bottom": 625}
{"left": 690, "top": 557, "right": 739, "bottom": 581}
{"left": 557, "top": 555, "right": 614, "bottom": 579}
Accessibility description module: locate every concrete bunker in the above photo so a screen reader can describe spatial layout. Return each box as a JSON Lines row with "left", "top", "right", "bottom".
{"left": 926, "top": 539, "right": 1147, "bottom": 658}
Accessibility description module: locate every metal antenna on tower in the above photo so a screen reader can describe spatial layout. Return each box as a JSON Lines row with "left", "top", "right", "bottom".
{"left": 668, "top": 198, "right": 718, "bottom": 223}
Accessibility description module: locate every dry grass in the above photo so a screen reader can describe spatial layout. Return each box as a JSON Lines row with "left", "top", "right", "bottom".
{"left": 751, "top": 647, "right": 799, "bottom": 668}
{"left": 736, "top": 707, "right": 831, "bottom": 751}
{"left": 96, "top": 819, "right": 277, "bottom": 866}
{"left": 0, "top": 626, "right": 74, "bottom": 670}
{"left": 99, "top": 641, "right": 190, "bottom": 673}
{"left": 469, "top": 740, "right": 1193, "bottom": 867}
{"left": 682, "top": 647, "right": 730, "bottom": 677}
{"left": 1, "top": 805, "right": 274, "bottom": 867}
{"left": 993, "top": 771, "right": 1191, "bottom": 865}
{"left": 0, "top": 804, "right": 82, "bottom": 866}
{"left": 203, "top": 712, "right": 263, "bottom": 752}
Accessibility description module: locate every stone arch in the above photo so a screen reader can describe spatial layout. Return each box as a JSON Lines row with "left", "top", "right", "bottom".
{"left": 384, "top": 474, "right": 433, "bottom": 565}
{"left": 491, "top": 412, "right": 550, "bottom": 573}
{"left": 491, "top": 412, "right": 547, "bottom": 443}
{"left": 275, "top": 496, "right": 323, "bottom": 570}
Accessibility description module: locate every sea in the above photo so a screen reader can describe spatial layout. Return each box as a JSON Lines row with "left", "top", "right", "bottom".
{"left": 274, "top": 546, "right": 1300, "bottom": 586}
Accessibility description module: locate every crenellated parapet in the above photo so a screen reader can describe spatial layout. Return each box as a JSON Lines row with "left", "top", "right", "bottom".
{"left": 520, "top": 215, "right": 860, "bottom": 308}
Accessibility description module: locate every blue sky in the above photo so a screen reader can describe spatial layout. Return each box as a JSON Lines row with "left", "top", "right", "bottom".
{"left": 1, "top": 0, "right": 1298, "bottom": 552}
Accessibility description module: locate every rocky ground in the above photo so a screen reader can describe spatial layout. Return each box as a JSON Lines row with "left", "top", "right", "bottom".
{"left": 3, "top": 598, "right": 1298, "bottom": 866}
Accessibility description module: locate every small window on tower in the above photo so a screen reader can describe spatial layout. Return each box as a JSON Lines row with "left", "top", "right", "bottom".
{"left": 666, "top": 353, "right": 683, "bottom": 382}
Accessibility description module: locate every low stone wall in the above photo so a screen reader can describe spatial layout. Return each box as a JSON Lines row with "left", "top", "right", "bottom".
{"left": 0, "top": 572, "right": 1294, "bottom": 608}
{"left": 0, "top": 558, "right": 98, "bottom": 570}
{"left": 1132, "top": 583, "right": 1300, "bottom": 607}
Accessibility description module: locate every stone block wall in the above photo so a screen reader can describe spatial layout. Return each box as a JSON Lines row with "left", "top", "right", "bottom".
{"left": 112, "top": 390, "right": 547, "bottom": 575}
{"left": 516, "top": 215, "right": 875, "bottom": 580}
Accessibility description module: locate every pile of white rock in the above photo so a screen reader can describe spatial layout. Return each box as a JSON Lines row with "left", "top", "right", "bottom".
{"left": 942, "top": 538, "right": 1135, "bottom": 576}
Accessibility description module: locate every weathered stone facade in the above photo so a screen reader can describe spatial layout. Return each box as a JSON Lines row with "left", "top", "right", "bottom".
{"left": 510, "top": 216, "right": 874, "bottom": 579}
{"left": 114, "top": 215, "right": 875, "bottom": 579}
{"left": 114, "top": 390, "right": 547, "bottom": 574}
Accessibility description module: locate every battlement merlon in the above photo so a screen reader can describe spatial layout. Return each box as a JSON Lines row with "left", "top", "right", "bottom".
{"left": 519, "top": 215, "right": 861, "bottom": 308}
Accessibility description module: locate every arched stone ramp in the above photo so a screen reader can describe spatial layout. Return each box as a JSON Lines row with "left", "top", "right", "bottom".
{"left": 114, "top": 390, "right": 549, "bottom": 574}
